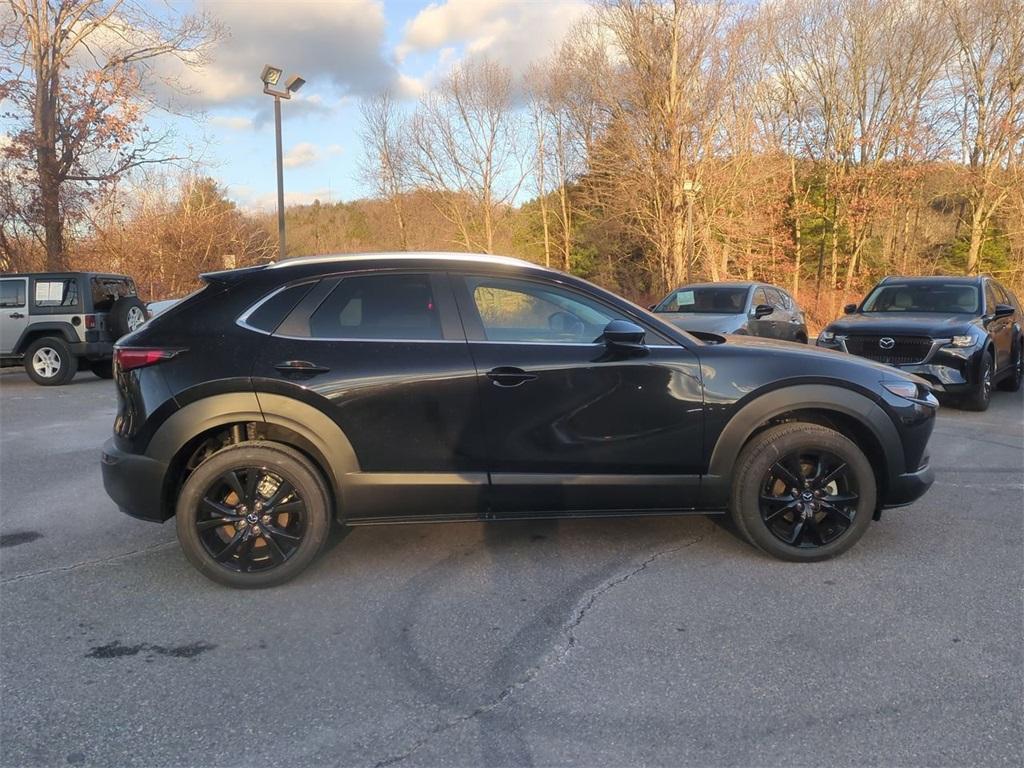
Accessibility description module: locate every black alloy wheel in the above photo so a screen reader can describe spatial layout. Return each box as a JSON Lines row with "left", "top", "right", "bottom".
{"left": 964, "top": 351, "right": 993, "bottom": 411}
{"left": 195, "top": 467, "right": 307, "bottom": 573}
{"left": 176, "top": 443, "right": 331, "bottom": 588}
{"left": 729, "top": 422, "right": 876, "bottom": 562}
{"left": 759, "top": 450, "right": 857, "bottom": 548}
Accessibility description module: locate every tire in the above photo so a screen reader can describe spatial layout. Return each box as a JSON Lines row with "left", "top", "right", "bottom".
{"left": 175, "top": 442, "right": 332, "bottom": 588}
{"left": 23, "top": 336, "right": 78, "bottom": 386}
{"left": 962, "top": 350, "right": 994, "bottom": 411}
{"left": 729, "top": 422, "right": 877, "bottom": 562}
{"left": 997, "top": 342, "right": 1022, "bottom": 392}
{"left": 109, "top": 296, "right": 148, "bottom": 338}
{"left": 90, "top": 359, "right": 114, "bottom": 379}
{"left": 795, "top": 332, "right": 808, "bottom": 344}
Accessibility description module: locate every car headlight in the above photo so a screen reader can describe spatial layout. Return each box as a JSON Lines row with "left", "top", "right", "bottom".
{"left": 947, "top": 335, "right": 976, "bottom": 348}
{"left": 819, "top": 330, "right": 835, "bottom": 342}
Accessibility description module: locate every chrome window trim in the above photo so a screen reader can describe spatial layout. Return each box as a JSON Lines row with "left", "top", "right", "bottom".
{"left": 236, "top": 282, "right": 317, "bottom": 336}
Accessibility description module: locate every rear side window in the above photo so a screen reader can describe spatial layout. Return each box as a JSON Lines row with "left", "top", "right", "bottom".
{"left": 0, "top": 279, "right": 25, "bottom": 308}
{"left": 306, "top": 273, "right": 442, "bottom": 340}
{"left": 90, "top": 278, "right": 136, "bottom": 312}
{"left": 34, "top": 279, "right": 79, "bottom": 307}
{"left": 245, "top": 283, "right": 315, "bottom": 333}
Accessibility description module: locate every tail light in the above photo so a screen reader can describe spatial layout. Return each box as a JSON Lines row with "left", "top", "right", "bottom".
{"left": 114, "top": 347, "right": 185, "bottom": 372}
{"left": 84, "top": 314, "right": 96, "bottom": 329}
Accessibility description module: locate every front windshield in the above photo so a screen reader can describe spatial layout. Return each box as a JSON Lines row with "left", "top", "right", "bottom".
{"left": 861, "top": 283, "right": 980, "bottom": 314}
{"left": 655, "top": 286, "right": 748, "bottom": 314}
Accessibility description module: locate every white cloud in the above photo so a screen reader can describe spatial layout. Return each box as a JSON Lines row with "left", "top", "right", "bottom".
{"left": 209, "top": 115, "right": 253, "bottom": 131}
{"left": 153, "top": 0, "right": 400, "bottom": 111}
{"left": 232, "top": 186, "right": 336, "bottom": 212}
{"left": 399, "top": 0, "right": 590, "bottom": 76}
{"left": 283, "top": 142, "right": 321, "bottom": 168}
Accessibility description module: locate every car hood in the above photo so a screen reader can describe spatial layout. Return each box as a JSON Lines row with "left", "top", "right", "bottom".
{"left": 826, "top": 312, "right": 978, "bottom": 336}
{"left": 657, "top": 312, "right": 745, "bottom": 334}
{"left": 717, "top": 332, "right": 930, "bottom": 385}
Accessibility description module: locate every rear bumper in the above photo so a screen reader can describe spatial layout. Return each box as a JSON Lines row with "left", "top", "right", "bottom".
{"left": 71, "top": 341, "right": 114, "bottom": 361}
{"left": 881, "top": 460, "right": 934, "bottom": 508}
{"left": 101, "top": 437, "right": 170, "bottom": 522}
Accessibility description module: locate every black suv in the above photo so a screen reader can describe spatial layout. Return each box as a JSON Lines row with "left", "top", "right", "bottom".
{"left": 817, "top": 276, "right": 1023, "bottom": 411}
{"left": 101, "top": 254, "right": 938, "bottom": 587}
{"left": 1, "top": 272, "right": 148, "bottom": 385}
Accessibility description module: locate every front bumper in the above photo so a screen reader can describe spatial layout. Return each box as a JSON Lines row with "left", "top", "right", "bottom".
{"left": 101, "top": 437, "right": 170, "bottom": 522}
{"left": 816, "top": 337, "right": 981, "bottom": 393}
{"left": 881, "top": 459, "right": 935, "bottom": 508}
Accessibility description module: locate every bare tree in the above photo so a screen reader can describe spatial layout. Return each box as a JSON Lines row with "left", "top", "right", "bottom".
{"left": 944, "top": 0, "right": 1024, "bottom": 274}
{"left": 2, "top": 0, "right": 218, "bottom": 269}
{"left": 359, "top": 91, "right": 411, "bottom": 251}
{"left": 409, "top": 57, "right": 524, "bottom": 253}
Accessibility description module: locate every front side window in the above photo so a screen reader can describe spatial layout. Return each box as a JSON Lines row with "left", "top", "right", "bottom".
{"left": 0, "top": 279, "right": 26, "bottom": 308}
{"left": 466, "top": 276, "right": 626, "bottom": 343}
{"left": 307, "top": 273, "right": 442, "bottom": 340}
{"left": 751, "top": 287, "right": 769, "bottom": 309}
{"left": 655, "top": 286, "right": 749, "bottom": 314}
{"left": 862, "top": 283, "right": 980, "bottom": 314}
{"left": 764, "top": 287, "right": 787, "bottom": 309}
{"left": 33, "top": 279, "right": 79, "bottom": 307}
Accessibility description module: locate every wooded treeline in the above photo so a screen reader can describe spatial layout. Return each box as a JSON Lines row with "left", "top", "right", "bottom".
{"left": 3, "top": 0, "right": 1022, "bottom": 327}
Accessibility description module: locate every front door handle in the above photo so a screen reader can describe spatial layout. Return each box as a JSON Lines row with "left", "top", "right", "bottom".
{"left": 274, "top": 360, "right": 330, "bottom": 376}
{"left": 487, "top": 366, "right": 538, "bottom": 387}
{"left": 9, "top": 312, "right": 24, "bottom": 319}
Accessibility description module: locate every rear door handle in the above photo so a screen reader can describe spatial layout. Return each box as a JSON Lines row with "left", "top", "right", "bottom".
{"left": 274, "top": 360, "right": 330, "bottom": 376}
{"left": 486, "top": 366, "right": 538, "bottom": 387}
{"left": 9, "top": 312, "right": 24, "bottom": 319}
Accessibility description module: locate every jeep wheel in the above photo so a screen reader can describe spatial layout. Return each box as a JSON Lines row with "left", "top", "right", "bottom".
{"left": 963, "top": 350, "right": 993, "bottom": 411}
{"left": 109, "top": 296, "right": 148, "bottom": 337}
{"left": 175, "top": 442, "right": 332, "bottom": 588}
{"left": 730, "top": 423, "right": 876, "bottom": 562}
{"left": 90, "top": 360, "right": 114, "bottom": 379}
{"left": 24, "top": 336, "right": 78, "bottom": 386}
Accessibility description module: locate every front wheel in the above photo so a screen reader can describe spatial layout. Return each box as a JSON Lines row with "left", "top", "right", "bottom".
{"left": 175, "top": 442, "right": 332, "bottom": 588}
{"left": 730, "top": 423, "right": 877, "bottom": 562}
{"left": 962, "top": 350, "right": 993, "bottom": 411}
{"left": 24, "top": 336, "right": 78, "bottom": 385}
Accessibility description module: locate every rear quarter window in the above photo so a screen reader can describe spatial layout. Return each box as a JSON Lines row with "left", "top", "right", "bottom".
{"left": 243, "top": 283, "right": 315, "bottom": 333}
{"left": 91, "top": 278, "right": 137, "bottom": 312}
{"left": 33, "top": 279, "right": 79, "bottom": 308}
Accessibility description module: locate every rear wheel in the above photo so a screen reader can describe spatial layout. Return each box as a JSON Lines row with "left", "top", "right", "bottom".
{"left": 963, "top": 350, "right": 993, "bottom": 411}
{"left": 90, "top": 360, "right": 114, "bottom": 379}
{"left": 730, "top": 423, "right": 876, "bottom": 562}
{"left": 24, "top": 336, "right": 78, "bottom": 386}
{"left": 175, "top": 442, "right": 332, "bottom": 588}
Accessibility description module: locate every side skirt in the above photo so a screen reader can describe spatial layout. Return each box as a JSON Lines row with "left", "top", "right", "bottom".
{"left": 346, "top": 508, "right": 726, "bottom": 526}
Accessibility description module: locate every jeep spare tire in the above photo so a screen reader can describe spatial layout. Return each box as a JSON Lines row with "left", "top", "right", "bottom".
{"left": 110, "top": 296, "right": 148, "bottom": 337}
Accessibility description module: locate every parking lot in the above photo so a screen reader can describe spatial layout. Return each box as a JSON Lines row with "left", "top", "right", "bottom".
{"left": 0, "top": 368, "right": 1021, "bottom": 767}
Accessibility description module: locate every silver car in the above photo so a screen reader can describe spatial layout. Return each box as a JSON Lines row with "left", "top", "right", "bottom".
{"left": 651, "top": 281, "right": 808, "bottom": 343}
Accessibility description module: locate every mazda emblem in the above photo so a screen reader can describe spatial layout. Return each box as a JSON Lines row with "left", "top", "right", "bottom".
{"left": 879, "top": 337, "right": 895, "bottom": 350}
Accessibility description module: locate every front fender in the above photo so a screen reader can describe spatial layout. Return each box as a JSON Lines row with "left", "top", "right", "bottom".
{"left": 701, "top": 384, "right": 903, "bottom": 508}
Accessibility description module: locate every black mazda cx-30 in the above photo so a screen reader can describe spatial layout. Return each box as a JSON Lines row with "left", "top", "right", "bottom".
{"left": 101, "top": 253, "right": 938, "bottom": 587}
{"left": 817, "top": 276, "right": 1023, "bottom": 411}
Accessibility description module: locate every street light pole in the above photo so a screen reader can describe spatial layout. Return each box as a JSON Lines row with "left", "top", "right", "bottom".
{"left": 273, "top": 95, "right": 285, "bottom": 261}
{"left": 683, "top": 179, "right": 702, "bottom": 283}
{"left": 260, "top": 65, "right": 305, "bottom": 262}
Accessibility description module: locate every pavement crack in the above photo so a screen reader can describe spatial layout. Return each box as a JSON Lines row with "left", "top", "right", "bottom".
{"left": 372, "top": 532, "right": 707, "bottom": 768}
{"left": 1, "top": 540, "right": 176, "bottom": 584}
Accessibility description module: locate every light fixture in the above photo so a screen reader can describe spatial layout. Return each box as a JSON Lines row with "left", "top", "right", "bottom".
{"left": 260, "top": 65, "right": 283, "bottom": 88}
{"left": 260, "top": 65, "right": 308, "bottom": 260}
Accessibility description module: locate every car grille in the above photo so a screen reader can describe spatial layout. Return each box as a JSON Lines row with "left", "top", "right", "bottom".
{"left": 843, "top": 335, "right": 933, "bottom": 365}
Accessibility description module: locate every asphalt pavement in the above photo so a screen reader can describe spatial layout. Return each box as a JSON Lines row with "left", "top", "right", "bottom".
{"left": 1, "top": 368, "right": 1021, "bottom": 767}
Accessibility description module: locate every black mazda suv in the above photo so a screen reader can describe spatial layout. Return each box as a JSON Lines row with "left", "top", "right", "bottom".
{"left": 817, "top": 275, "right": 1023, "bottom": 411}
{"left": 102, "top": 253, "right": 938, "bottom": 587}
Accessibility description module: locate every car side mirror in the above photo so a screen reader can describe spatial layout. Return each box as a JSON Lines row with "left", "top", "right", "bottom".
{"left": 753, "top": 304, "right": 774, "bottom": 319}
{"left": 994, "top": 303, "right": 1015, "bottom": 319}
{"left": 602, "top": 319, "right": 646, "bottom": 351}
{"left": 648, "top": 304, "right": 657, "bottom": 311}
{"left": 844, "top": 303, "right": 858, "bottom": 314}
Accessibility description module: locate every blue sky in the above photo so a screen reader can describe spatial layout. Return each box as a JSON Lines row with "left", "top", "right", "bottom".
{"left": 143, "top": 0, "right": 589, "bottom": 210}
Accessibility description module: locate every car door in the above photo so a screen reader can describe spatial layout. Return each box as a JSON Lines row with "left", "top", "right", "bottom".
{"left": 249, "top": 270, "right": 488, "bottom": 521}
{"left": 452, "top": 272, "right": 705, "bottom": 515}
{"left": 764, "top": 288, "right": 791, "bottom": 339}
{"left": 984, "top": 279, "right": 1012, "bottom": 372}
{"left": 748, "top": 286, "right": 776, "bottom": 338}
{"left": 0, "top": 278, "right": 29, "bottom": 354}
